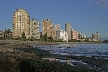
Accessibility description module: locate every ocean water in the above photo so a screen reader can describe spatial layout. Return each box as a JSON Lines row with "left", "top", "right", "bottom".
{"left": 33, "top": 44, "right": 108, "bottom": 71}
{"left": 33, "top": 44, "right": 108, "bottom": 57}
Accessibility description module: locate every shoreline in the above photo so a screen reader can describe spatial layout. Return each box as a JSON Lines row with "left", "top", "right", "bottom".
{"left": 16, "top": 46, "right": 108, "bottom": 72}
{"left": 0, "top": 41, "right": 93, "bottom": 72}
{"left": 0, "top": 39, "right": 107, "bottom": 55}
{"left": 0, "top": 40, "right": 108, "bottom": 71}
{"left": 0, "top": 39, "right": 106, "bottom": 54}
{"left": 0, "top": 40, "right": 106, "bottom": 45}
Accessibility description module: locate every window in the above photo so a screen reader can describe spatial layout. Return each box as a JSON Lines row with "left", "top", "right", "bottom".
{"left": 34, "top": 22, "right": 36, "bottom": 25}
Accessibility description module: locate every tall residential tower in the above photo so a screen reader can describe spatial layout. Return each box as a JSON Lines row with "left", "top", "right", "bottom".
{"left": 30, "top": 18, "right": 40, "bottom": 39}
{"left": 12, "top": 9, "right": 30, "bottom": 39}
{"left": 65, "top": 22, "right": 71, "bottom": 40}
{"left": 55, "top": 23, "right": 60, "bottom": 40}
{"left": 42, "top": 19, "right": 55, "bottom": 39}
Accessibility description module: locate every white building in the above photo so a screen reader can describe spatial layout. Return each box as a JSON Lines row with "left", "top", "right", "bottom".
{"left": 59, "top": 30, "right": 68, "bottom": 42}
{"left": 83, "top": 34, "right": 86, "bottom": 38}
{"left": 80, "top": 34, "right": 87, "bottom": 38}
{"left": 30, "top": 18, "right": 40, "bottom": 39}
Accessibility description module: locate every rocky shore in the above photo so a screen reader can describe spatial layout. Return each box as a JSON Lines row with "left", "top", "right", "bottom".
{"left": 0, "top": 40, "right": 40, "bottom": 52}
{"left": 0, "top": 40, "right": 39, "bottom": 60}
{"left": 0, "top": 40, "right": 90, "bottom": 72}
{"left": 0, "top": 40, "right": 107, "bottom": 72}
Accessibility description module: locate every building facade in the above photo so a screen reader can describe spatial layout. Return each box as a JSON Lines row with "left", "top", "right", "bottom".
{"left": 80, "top": 34, "right": 87, "bottom": 39}
{"left": 65, "top": 23, "right": 71, "bottom": 40}
{"left": 92, "top": 32, "right": 99, "bottom": 41}
{"left": 42, "top": 19, "right": 52, "bottom": 37}
{"left": 30, "top": 18, "right": 40, "bottom": 39}
{"left": 59, "top": 30, "right": 68, "bottom": 42}
{"left": 0, "top": 31, "right": 5, "bottom": 38}
{"left": 71, "top": 29, "right": 79, "bottom": 40}
{"left": 12, "top": 9, "right": 30, "bottom": 39}
{"left": 42, "top": 19, "right": 55, "bottom": 39}
{"left": 55, "top": 23, "right": 60, "bottom": 31}
{"left": 55, "top": 23, "right": 60, "bottom": 40}
{"left": 50, "top": 25, "right": 56, "bottom": 39}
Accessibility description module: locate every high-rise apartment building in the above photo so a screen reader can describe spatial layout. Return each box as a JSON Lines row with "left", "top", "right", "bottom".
{"left": 55, "top": 23, "right": 60, "bottom": 31}
{"left": 30, "top": 18, "right": 40, "bottom": 39}
{"left": 12, "top": 9, "right": 30, "bottom": 39}
{"left": 42, "top": 19, "right": 55, "bottom": 39}
{"left": 65, "top": 22, "right": 71, "bottom": 40}
{"left": 50, "top": 25, "right": 56, "bottom": 39}
{"left": 55, "top": 23, "right": 60, "bottom": 40}
{"left": 42, "top": 19, "right": 52, "bottom": 37}
{"left": 92, "top": 32, "right": 99, "bottom": 41}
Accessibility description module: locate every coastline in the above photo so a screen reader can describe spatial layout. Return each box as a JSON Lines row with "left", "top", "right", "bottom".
{"left": 0, "top": 40, "right": 93, "bottom": 72}
{"left": 0, "top": 40, "right": 106, "bottom": 55}
{"left": 0, "top": 40, "right": 108, "bottom": 71}
{"left": 15, "top": 46, "right": 108, "bottom": 72}
{"left": 0, "top": 40, "right": 106, "bottom": 45}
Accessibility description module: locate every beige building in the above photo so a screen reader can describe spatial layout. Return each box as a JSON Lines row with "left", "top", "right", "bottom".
{"left": 0, "top": 31, "right": 5, "bottom": 38}
{"left": 42, "top": 19, "right": 55, "bottom": 39}
{"left": 12, "top": 9, "right": 30, "bottom": 39}
{"left": 65, "top": 22, "right": 72, "bottom": 40}
{"left": 30, "top": 18, "right": 40, "bottom": 39}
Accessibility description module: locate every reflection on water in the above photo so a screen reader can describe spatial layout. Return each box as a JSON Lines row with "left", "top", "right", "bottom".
{"left": 33, "top": 44, "right": 108, "bottom": 57}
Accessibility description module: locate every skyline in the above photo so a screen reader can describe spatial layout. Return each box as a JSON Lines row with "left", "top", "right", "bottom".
{"left": 0, "top": 0, "right": 108, "bottom": 38}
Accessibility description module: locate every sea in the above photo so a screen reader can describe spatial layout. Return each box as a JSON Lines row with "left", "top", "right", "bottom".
{"left": 33, "top": 44, "right": 108, "bottom": 58}
{"left": 32, "top": 43, "right": 108, "bottom": 71}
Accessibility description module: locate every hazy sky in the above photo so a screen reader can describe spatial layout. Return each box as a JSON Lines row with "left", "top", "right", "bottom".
{"left": 0, "top": 0, "right": 108, "bottom": 38}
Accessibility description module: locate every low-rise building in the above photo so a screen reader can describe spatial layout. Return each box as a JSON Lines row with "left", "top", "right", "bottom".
{"left": 0, "top": 31, "right": 5, "bottom": 38}
{"left": 71, "top": 29, "right": 79, "bottom": 40}
{"left": 0, "top": 30, "right": 12, "bottom": 38}
{"left": 82, "top": 34, "right": 87, "bottom": 38}
{"left": 4, "top": 32, "right": 12, "bottom": 38}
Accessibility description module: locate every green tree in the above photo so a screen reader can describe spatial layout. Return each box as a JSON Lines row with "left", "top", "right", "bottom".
{"left": 30, "top": 37, "right": 36, "bottom": 41}
{"left": 42, "top": 33, "right": 48, "bottom": 42}
{"left": 21, "top": 32, "right": 26, "bottom": 40}
{"left": 4, "top": 29, "right": 12, "bottom": 39}
{"left": 48, "top": 36, "right": 53, "bottom": 42}
{"left": 84, "top": 38, "right": 89, "bottom": 42}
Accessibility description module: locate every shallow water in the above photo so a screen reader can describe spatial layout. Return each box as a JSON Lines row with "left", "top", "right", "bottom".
{"left": 33, "top": 44, "right": 108, "bottom": 57}
{"left": 33, "top": 44, "right": 108, "bottom": 71}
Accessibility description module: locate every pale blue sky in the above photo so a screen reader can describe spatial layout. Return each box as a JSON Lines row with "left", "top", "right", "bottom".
{"left": 0, "top": 0, "right": 108, "bottom": 38}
